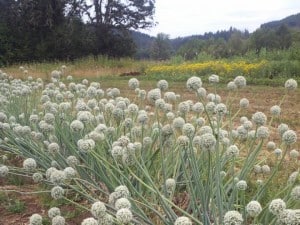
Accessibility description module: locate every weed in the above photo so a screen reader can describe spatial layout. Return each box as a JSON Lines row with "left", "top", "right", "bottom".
{"left": 6, "top": 199, "right": 26, "bottom": 213}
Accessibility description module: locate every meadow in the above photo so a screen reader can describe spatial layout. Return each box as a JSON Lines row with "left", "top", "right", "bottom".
{"left": 0, "top": 58, "right": 299, "bottom": 225}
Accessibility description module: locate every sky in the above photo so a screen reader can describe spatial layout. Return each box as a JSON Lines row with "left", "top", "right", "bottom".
{"left": 142, "top": 0, "right": 300, "bottom": 38}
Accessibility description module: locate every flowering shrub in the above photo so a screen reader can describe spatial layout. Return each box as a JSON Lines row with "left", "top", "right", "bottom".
{"left": 146, "top": 60, "right": 267, "bottom": 76}
{"left": 0, "top": 69, "right": 299, "bottom": 225}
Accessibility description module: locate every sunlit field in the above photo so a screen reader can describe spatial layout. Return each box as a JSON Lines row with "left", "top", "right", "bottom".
{"left": 0, "top": 62, "right": 299, "bottom": 225}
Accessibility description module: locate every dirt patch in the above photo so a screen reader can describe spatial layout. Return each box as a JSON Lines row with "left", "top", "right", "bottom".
{"left": 0, "top": 184, "right": 90, "bottom": 225}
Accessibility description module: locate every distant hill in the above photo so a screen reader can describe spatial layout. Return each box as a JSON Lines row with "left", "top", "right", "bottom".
{"left": 130, "top": 31, "right": 155, "bottom": 58}
{"left": 130, "top": 12, "right": 300, "bottom": 57}
{"left": 260, "top": 13, "right": 300, "bottom": 30}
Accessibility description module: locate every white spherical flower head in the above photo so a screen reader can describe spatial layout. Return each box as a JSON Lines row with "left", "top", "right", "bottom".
{"left": 199, "top": 126, "right": 213, "bottom": 136}
{"left": 252, "top": 111, "right": 267, "bottom": 126}
{"left": 115, "top": 185, "right": 130, "bottom": 198}
{"left": 192, "top": 102, "right": 204, "bottom": 114}
{"left": 226, "top": 145, "right": 239, "bottom": 158}
{"left": 174, "top": 216, "right": 193, "bottom": 225}
{"left": 138, "top": 89, "right": 146, "bottom": 100}
{"left": 127, "top": 103, "right": 139, "bottom": 115}
{"left": 234, "top": 76, "right": 246, "bottom": 88}
{"left": 215, "top": 103, "right": 227, "bottom": 116}
{"left": 253, "top": 164, "right": 262, "bottom": 174}
{"left": 66, "top": 155, "right": 79, "bottom": 167}
{"left": 29, "top": 114, "right": 39, "bottom": 123}
{"left": 157, "top": 79, "right": 168, "bottom": 91}
{"left": 270, "top": 105, "right": 281, "bottom": 116}
{"left": 115, "top": 197, "right": 131, "bottom": 210}
{"left": 51, "top": 70, "right": 61, "bottom": 79}
{"left": 51, "top": 186, "right": 65, "bottom": 200}
{"left": 239, "top": 98, "right": 249, "bottom": 108}
{"left": 290, "top": 149, "right": 299, "bottom": 159}
{"left": 64, "top": 167, "right": 77, "bottom": 180}
{"left": 246, "top": 201, "right": 262, "bottom": 217}
{"left": 67, "top": 75, "right": 73, "bottom": 81}
{"left": 48, "top": 142, "right": 60, "bottom": 154}
{"left": 52, "top": 215, "right": 65, "bottom": 225}
{"left": 48, "top": 207, "right": 61, "bottom": 218}
{"left": 205, "top": 101, "right": 216, "bottom": 114}
{"left": 70, "top": 120, "right": 84, "bottom": 132}
{"left": 166, "top": 112, "right": 175, "bottom": 121}
{"left": 227, "top": 81, "right": 237, "bottom": 90}
{"left": 277, "top": 209, "right": 298, "bottom": 225}
{"left": 91, "top": 201, "right": 106, "bottom": 219}
{"left": 178, "top": 101, "right": 190, "bottom": 114}
{"left": 274, "top": 148, "right": 282, "bottom": 157}
{"left": 81, "top": 217, "right": 98, "bottom": 225}
{"left": 196, "top": 117, "right": 206, "bottom": 127}
{"left": 199, "top": 133, "right": 216, "bottom": 151}
{"left": 243, "top": 120, "right": 253, "bottom": 130}
{"left": 291, "top": 186, "right": 300, "bottom": 201}
{"left": 267, "top": 141, "right": 276, "bottom": 150}
{"left": 186, "top": 76, "right": 202, "bottom": 91}
{"left": 116, "top": 208, "right": 133, "bottom": 224}
{"left": 285, "top": 78, "right": 298, "bottom": 90}
{"left": 236, "top": 180, "right": 247, "bottom": 190}
{"left": 262, "top": 165, "right": 271, "bottom": 174}
{"left": 98, "top": 213, "right": 113, "bottom": 225}
{"left": 269, "top": 198, "right": 286, "bottom": 215}
{"left": 282, "top": 130, "right": 297, "bottom": 145}
{"left": 32, "top": 172, "right": 43, "bottom": 183}
{"left": 240, "top": 116, "right": 248, "bottom": 124}
{"left": 288, "top": 171, "right": 299, "bottom": 184}
{"left": 147, "top": 88, "right": 161, "bottom": 104}
{"left": 177, "top": 135, "right": 190, "bottom": 148}
{"left": 165, "top": 178, "right": 176, "bottom": 193}
{"left": 29, "top": 213, "right": 43, "bottom": 225}
{"left": 50, "top": 169, "right": 65, "bottom": 184}
{"left": 128, "top": 78, "right": 139, "bottom": 90}
{"left": 197, "top": 87, "right": 207, "bottom": 98}
{"left": 256, "top": 126, "right": 269, "bottom": 139}
{"left": 224, "top": 210, "right": 243, "bottom": 225}
{"left": 209, "top": 74, "right": 219, "bottom": 84}
{"left": 77, "top": 139, "right": 95, "bottom": 153}
{"left": 23, "top": 158, "right": 37, "bottom": 170}
{"left": 155, "top": 98, "right": 166, "bottom": 110}
{"left": 278, "top": 123, "right": 289, "bottom": 137}
{"left": 44, "top": 112, "right": 55, "bottom": 124}
{"left": 110, "top": 88, "right": 121, "bottom": 98}
{"left": 164, "top": 91, "right": 176, "bottom": 101}
{"left": 182, "top": 123, "right": 195, "bottom": 138}
{"left": 237, "top": 126, "right": 247, "bottom": 140}
{"left": 172, "top": 117, "right": 185, "bottom": 129}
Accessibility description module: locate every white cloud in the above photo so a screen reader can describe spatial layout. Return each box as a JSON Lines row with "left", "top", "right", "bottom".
{"left": 143, "top": 0, "right": 300, "bottom": 38}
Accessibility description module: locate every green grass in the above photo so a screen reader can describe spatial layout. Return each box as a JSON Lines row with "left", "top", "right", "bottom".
{"left": 2, "top": 55, "right": 299, "bottom": 86}
{"left": 6, "top": 199, "right": 26, "bottom": 213}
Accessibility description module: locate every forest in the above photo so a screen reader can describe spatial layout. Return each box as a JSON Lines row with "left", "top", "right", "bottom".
{"left": 0, "top": 1, "right": 300, "bottom": 65}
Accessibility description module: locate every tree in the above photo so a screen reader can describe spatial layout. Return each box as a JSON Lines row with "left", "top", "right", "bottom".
{"left": 0, "top": 0, "right": 156, "bottom": 63}
{"left": 276, "top": 24, "right": 292, "bottom": 49}
{"left": 79, "top": 0, "right": 155, "bottom": 56}
{"left": 228, "top": 32, "right": 248, "bottom": 56}
{"left": 250, "top": 28, "right": 279, "bottom": 53}
{"left": 150, "top": 33, "right": 173, "bottom": 60}
{"left": 177, "top": 39, "right": 205, "bottom": 60}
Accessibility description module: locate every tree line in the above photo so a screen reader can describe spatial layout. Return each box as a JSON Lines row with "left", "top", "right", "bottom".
{"left": 0, "top": 1, "right": 299, "bottom": 65}
{"left": 150, "top": 24, "right": 300, "bottom": 60}
{"left": 0, "top": 0, "right": 155, "bottom": 65}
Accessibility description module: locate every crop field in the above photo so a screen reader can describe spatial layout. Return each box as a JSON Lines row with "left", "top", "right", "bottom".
{"left": 0, "top": 62, "right": 299, "bottom": 225}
